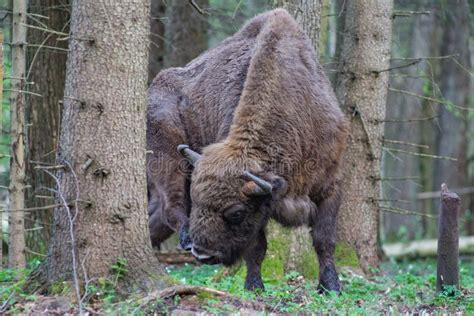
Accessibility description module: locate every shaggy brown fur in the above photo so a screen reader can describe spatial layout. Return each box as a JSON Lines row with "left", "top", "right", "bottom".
{"left": 147, "top": 9, "right": 348, "bottom": 292}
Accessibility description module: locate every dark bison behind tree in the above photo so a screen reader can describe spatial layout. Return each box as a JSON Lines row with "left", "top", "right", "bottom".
{"left": 147, "top": 9, "right": 348, "bottom": 292}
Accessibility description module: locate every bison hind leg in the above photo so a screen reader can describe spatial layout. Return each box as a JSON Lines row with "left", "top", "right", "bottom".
{"left": 310, "top": 182, "right": 342, "bottom": 294}
{"left": 149, "top": 213, "right": 175, "bottom": 250}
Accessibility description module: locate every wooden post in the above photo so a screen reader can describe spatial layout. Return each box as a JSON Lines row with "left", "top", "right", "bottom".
{"left": 436, "top": 183, "right": 460, "bottom": 292}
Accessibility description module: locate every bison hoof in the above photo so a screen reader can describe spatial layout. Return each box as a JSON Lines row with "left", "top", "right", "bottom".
{"left": 317, "top": 267, "right": 341, "bottom": 294}
{"left": 179, "top": 225, "right": 192, "bottom": 251}
{"left": 245, "top": 275, "right": 265, "bottom": 292}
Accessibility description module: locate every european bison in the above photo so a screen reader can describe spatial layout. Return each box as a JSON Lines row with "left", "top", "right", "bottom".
{"left": 147, "top": 9, "right": 348, "bottom": 293}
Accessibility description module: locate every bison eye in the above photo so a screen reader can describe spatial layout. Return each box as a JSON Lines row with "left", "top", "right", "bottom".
{"left": 223, "top": 205, "right": 247, "bottom": 225}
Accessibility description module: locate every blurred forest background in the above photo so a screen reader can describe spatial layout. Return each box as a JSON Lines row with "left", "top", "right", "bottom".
{"left": 2, "top": 0, "right": 473, "bottom": 261}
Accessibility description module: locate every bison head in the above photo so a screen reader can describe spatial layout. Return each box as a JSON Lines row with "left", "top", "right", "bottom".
{"left": 178, "top": 144, "right": 285, "bottom": 266}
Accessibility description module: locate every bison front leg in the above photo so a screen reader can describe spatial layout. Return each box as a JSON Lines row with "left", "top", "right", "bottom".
{"left": 243, "top": 229, "right": 267, "bottom": 291}
{"left": 310, "top": 188, "right": 341, "bottom": 294}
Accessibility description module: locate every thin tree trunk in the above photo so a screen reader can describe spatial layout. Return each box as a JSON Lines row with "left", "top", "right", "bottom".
{"left": 0, "top": 0, "right": 12, "bottom": 268}
{"left": 33, "top": 0, "right": 166, "bottom": 292}
{"left": 164, "top": 0, "right": 208, "bottom": 68}
{"left": 335, "top": 0, "right": 394, "bottom": 274}
{"left": 273, "top": 0, "right": 322, "bottom": 59}
{"left": 25, "top": 0, "right": 70, "bottom": 260}
{"left": 8, "top": 0, "right": 27, "bottom": 269}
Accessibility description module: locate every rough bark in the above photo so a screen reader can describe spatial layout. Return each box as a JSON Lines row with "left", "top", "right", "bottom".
{"left": 35, "top": 0, "right": 166, "bottom": 291}
{"left": 436, "top": 184, "right": 460, "bottom": 292}
{"left": 164, "top": 0, "right": 208, "bottom": 68}
{"left": 8, "top": 0, "right": 27, "bottom": 269}
{"left": 335, "top": 0, "right": 394, "bottom": 273}
{"left": 0, "top": 1, "right": 11, "bottom": 268}
{"left": 273, "top": 0, "right": 322, "bottom": 58}
{"left": 384, "top": 236, "right": 474, "bottom": 258}
{"left": 148, "top": 0, "right": 166, "bottom": 84}
{"left": 24, "top": 0, "right": 69, "bottom": 260}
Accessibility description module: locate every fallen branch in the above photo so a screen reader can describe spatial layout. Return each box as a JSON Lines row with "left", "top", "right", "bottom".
{"left": 135, "top": 285, "right": 270, "bottom": 313}
{"left": 158, "top": 285, "right": 228, "bottom": 299}
{"left": 383, "top": 236, "right": 474, "bottom": 258}
{"left": 155, "top": 251, "right": 196, "bottom": 264}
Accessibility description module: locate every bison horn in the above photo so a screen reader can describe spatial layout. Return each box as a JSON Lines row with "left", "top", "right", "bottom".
{"left": 177, "top": 144, "right": 202, "bottom": 166}
{"left": 242, "top": 171, "right": 273, "bottom": 196}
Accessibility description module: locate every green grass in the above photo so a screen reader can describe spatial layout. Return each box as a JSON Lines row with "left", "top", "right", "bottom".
{"left": 166, "top": 257, "right": 474, "bottom": 314}
{"left": 0, "top": 259, "right": 40, "bottom": 312}
{"left": 2, "top": 257, "right": 473, "bottom": 314}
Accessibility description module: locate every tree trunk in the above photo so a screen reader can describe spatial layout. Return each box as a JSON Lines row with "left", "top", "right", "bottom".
{"left": 24, "top": 0, "right": 70, "bottom": 260}
{"left": 35, "top": 0, "right": 166, "bottom": 292}
{"left": 148, "top": 0, "right": 166, "bottom": 84}
{"left": 335, "top": 0, "right": 394, "bottom": 274}
{"left": 164, "top": 0, "right": 208, "bottom": 68}
{"left": 273, "top": 0, "right": 322, "bottom": 58}
{"left": 8, "top": 0, "right": 27, "bottom": 269}
{"left": 0, "top": 0, "right": 12, "bottom": 268}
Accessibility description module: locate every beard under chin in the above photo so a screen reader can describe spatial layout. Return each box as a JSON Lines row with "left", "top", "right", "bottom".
{"left": 220, "top": 246, "right": 245, "bottom": 266}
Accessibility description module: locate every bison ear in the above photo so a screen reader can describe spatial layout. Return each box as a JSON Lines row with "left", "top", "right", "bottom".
{"left": 266, "top": 174, "right": 288, "bottom": 199}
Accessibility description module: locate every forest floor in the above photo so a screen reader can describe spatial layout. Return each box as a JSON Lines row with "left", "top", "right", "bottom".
{"left": 1, "top": 256, "right": 473, "bottom": 314}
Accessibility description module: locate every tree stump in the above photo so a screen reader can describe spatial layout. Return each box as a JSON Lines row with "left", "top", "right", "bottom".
{"left": 436, "top": 183, "right": 460, "bottom": 293}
